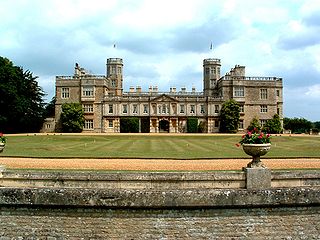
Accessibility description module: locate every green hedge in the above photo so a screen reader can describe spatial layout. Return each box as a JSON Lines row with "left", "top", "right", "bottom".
{"left": 187, "top": 118, "right": 198, "bottom": 133}
{"left": 141, "top": 117, "right": 150, "bottom": 133}
{"left": 120, "top": 117, "right": 139, "bottom": 133}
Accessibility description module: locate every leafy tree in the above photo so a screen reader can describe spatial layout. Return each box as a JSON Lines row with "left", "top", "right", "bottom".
{"left": 0, "top": 56, "right": 45, "bottom": 133}
{"left": 247, "top": 117, "right": 261, "bottom": 131}
{"left": 120, "top": 117, "right": 139, "bottom": 133}
{"left": 219, "top": 99, "right": 240, "bottom": 133}
{"left": 60, "top": 103, "right": 84, "bottom": 133}
{"left": 187, "top": 117, "right": 198, "bottom": 133}
{"left": 313, "top": 121, "right": 320, "bottom": 130}
{"left": 262, "top": 114, "right": 282, "bottom": 134}
{"left": 44, "top": 97, "right": 56, "bottom": 118}
{"left": 283, "top": 117, "right": 312, "bottom": 134}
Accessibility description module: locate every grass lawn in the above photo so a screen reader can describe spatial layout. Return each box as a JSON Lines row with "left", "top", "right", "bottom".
{"left": 1, "top": 134, "right": 320, "bottom": 159}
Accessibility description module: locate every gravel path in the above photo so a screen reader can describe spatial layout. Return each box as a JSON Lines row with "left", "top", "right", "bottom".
{"left": 1, "top": 157, "right": 320, "bottom": 171}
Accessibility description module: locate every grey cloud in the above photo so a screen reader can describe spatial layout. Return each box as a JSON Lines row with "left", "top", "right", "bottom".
{"left": 94, "top": 17, "right": 240, "bottom": 56}
{"left": 278, "top": 31, "right": 320, "bottom": 50}
{"left": 169, "top": 18, "right": 241, "bottom": 53}
{"left": 270, "top": 64, "right": 319, "bottom": 88}
{"left": 303, "top": 10, "right": 320, "bottom": 27}
{"left": 284, "top": 88, "right": 320, "bottom": 121}
{"left": 278, "top": 11, "right": 320, "bottom": 50}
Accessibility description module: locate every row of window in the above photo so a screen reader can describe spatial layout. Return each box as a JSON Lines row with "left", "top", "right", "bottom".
{"left": 62, "top": 87, "right": 95, "bottom": 99}
{"left": 237, "top": 119, "right": 269, "bottom": 129}
{"left": 233, "top": 87, "right": 281, "bottom": 99}
{"left": 82, "top": 103, "right": 248, "bottom": 115}
{"left": 259, "top": 105, "right": 281, "bottom": 114}
{"left": 84, "top": 119, "right": 114, "bottom": 130}
{"left": 205, "top": 67, "right": 221, "bottom": 75}
{"left": 107, "top": 104, "right": 224, "bottom": 115}
{"left": 109, "top": 66, "right": 122, "bottom": 75}
{"left": 62, "top": 87, "right": 281, "bottom": 100}
{"left": 85, "top": 119, "right": 271, "bottom": 130}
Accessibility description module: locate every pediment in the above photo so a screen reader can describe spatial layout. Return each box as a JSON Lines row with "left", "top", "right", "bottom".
{"left": 151, "top": 94, "right": 178, "bottom": 103}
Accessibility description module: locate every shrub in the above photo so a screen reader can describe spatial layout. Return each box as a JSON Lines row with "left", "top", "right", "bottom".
{"left": 187, "top": 118, "right": 198, "bottom": 133}
{"left": 120, "top": 117, "right": 139, "bottom": 133}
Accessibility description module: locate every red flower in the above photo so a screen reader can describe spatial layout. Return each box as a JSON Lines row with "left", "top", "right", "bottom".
{"left": 235, "top": 143, "right": 240, "bottom": 147}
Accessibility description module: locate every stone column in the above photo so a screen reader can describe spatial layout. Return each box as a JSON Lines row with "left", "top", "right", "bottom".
{"left": 0, "top": 165, "right": 6, "bottom": 178}
{"left": 245, "top": 167, "right": 271, "bottom": 189}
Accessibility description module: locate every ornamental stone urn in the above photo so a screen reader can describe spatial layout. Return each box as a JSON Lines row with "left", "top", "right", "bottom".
{"left": 0, "top": 143, "right": 5, "bottom": 153}
{"left": 242, "top": 143, "right": 271, "bottom": 168}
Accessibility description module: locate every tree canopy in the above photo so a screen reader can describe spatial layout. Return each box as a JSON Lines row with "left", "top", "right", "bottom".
{"left": 43, "top": 97, "right": 56, "bottom": 118}
{"left": 284, "top": 117, "right": 312, "bottom": 134}
{"left": 219, "top": 99, "right": 240, "bottom": 133}
{"left": 60, "top": 103, "right": 84, "bottom": 133}
{"left": 263, "top": 114, "right": 283, "bottom": 134}
{"left": 0, "top": 56, "right": 45, "bottom": 133}
{"left": 247, "top": 117, "right": 261, "bottom": 131}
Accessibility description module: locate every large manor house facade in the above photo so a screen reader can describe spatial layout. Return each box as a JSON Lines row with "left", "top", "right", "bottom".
{"left": 50, "top": 57, "right": 283, "bottom": 133}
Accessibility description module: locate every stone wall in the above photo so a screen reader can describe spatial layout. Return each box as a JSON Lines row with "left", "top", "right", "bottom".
{"left": 0, "top": 187, "right": 319, "bottom": 239}
{"left": 0, "top": 169, "right": 319, "bottom": 239}
{"left": 0, "top": 206, "right": 319, "bottom": 239}
{"left": 1, "top": 169, "right": 320, "bottom": 189}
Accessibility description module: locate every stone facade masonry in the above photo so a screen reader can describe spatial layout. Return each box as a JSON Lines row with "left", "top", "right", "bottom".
{"left": 49, "top": 57, "right": 283, "bottom": 133}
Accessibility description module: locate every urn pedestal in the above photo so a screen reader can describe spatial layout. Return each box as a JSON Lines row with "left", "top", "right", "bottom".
{"left": 242, "top": 143, "right": 271, "bottom": 189}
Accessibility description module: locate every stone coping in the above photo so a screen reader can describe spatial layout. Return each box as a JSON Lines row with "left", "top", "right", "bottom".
{"left": 0, "top": 187, "right": 319, "bottom": 209}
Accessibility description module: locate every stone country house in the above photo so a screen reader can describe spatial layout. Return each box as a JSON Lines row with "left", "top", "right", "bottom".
{"left": 42, "top": 57, "right": 283, "bottom": 133}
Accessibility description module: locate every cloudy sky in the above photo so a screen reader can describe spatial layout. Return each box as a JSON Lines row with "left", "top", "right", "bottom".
{"left": 1, "top": 0, "right": 320, "bottom": 121}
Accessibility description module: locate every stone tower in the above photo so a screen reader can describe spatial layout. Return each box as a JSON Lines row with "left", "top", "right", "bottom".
{"left": 203, "top": 58, "right": 221, "bottom": 96}
{"left": 106, "top": 58, "right": 123, "bottom": 96}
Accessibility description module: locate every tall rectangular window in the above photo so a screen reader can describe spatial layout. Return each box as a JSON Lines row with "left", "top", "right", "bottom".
{"left": 109, "top": 104, "right": 113, "bottom": 114}
{"left": 82, "top": 86, "right": 94, "bottom": 97}
{"left": 84, "top": 120, "right": 94, "bottom": 130}
{"left": 109, "top": 120, "right": 113, "bottom": 128}
{"left": 234, "top": 86, "right": 244, "bottom": 97}
{"left": 123, "top": 104, "right": 128, "bottom": 114}
{"left": 190, "top": 105, "right": 195, "bottom": 114}
{"left": 239, "top": 120, "right": 244, "bottom": 129}
{"left": 111, "top": 66, "right": 116, "bottom": 74}
{"left": 83, "top": 104, "right": 93, "bottom": 113}
{"left": 260, "top": 105, "right": 268, "bottom": 113}
{"left": 239, "top": 104, "right": 244, "bottom": 113}
{"left": 143, "top": 104, "right": 148, "bottom": 114}
{"left": 133, "top": 104, "right": 138, "bottom": 114}
{"left": 61, "top": 88, "right": 69, "bottom": 99}
{"left": 276, "top": 90, "right": 280, "bottom": 97}
{"left": 162, "top": 104, "right": 167, "bottom": 114}
{"left": 260, "top": 89, "right": 268, "bottom": 100}
{"left": 111, "top": 79, "right": 116, "bottom": 87}
{"left": 200, "top": 105, "right": 205, "bottom": 114}
{"left": 180, "top": 104, "right": 185, "bottom": 114}
{"left": 215, "top": 105, "right": 219, "bottom": 113}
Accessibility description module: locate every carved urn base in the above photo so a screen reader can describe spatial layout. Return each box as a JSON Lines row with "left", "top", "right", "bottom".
{"left": 242, "top": 143, "right": 271, "bottom": 168}
{"left": 0, "top": 143, "right": 5, "bottom": 153}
